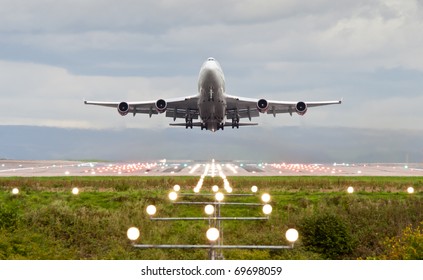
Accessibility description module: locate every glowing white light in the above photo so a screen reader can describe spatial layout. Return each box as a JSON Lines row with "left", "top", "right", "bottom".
{"left": 168, "top": 191, "right": 178, "bottom": 201}
{"left": 127, "top": 227, "right": 140, "bottom": 241}
{"left": 226, "top": 187, "right": 233, "bottom": 193}
{"left": 12, "top": 188, "right": 19, "bottom": 195}
{"left": 407, "top": 187, "right": 414, "bottom": 194}
{"left": 206, "top": 227, "right": 220, "bottom": 242}
{"left": 146, "top": 205, "right": 157, "bottom": 216}
{"left": 65, "top": 171, "right": 70, "bottom": 175}
{"left": 212, "top": 185, "right": 219, "bottom": 192}
{"left": 261, "top": 193, "right": 271, "bottom": 203}
{"left": 193, "top": 187, "right": 200, "bottom": 193}
{"left": 285, "top": 228, "right": 299, "bottom": 243}
{"left": 72, "top": 187, "right": 79, "bottom": 195}
{"left": 262, "top": 204, "right": 273, "bottom": 215}
{"left": 204, "top": 205, "right": 215, "bottom": 215}
{"left": 215, "top": 192, "right": 224, "bottom": 202}
{"left": 347, "top": 186, "right": 354, "bottom": 194}
{"left": 251, "top": 186, "right": 258, "bottom": 193}
{"left": 173, "top": 184, "right": 181, "bottom": 192}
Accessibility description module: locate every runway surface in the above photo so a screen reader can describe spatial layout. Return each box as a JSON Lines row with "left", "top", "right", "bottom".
{"left": 1, "top": 159, "right": 422, "bottom": 177}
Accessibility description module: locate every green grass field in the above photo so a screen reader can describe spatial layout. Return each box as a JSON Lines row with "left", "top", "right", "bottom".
{"left": 0, "top": 176, "right": 422, "bottom": 260}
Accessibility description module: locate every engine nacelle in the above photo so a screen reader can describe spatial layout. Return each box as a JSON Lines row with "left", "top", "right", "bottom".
{"left": 118, "top": 102, "right": 130, "bottom": 116}
{"left": 295, "top": 101, "right": 307, "bottom": 115}
{"left": 257, "top": 99, "right": 269, "bottom": 113}
{"left": 155, "top": 99, "right": 167, "bottom": 113}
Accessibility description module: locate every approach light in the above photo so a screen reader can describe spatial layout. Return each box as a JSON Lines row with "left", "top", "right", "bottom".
{"left": 71, "top": 187, "right": 79, "bottom": 195}
{"left": 285, "top": 228, "right": 299, "bottom": 243}
{"left": 65, "top": 171, "right": 70, "bottom": 175}
{"left": 212, "top": 185, "right": 219, "bottom": 192}
{"left": 173, "top": 184, "right": 181, "bottom": 192}
{"left": 261, "top": 193, "right": 271, "bottom": 203}
{"left": 204, "top": 205, "right": 215, "bottom": 215}
{"left": 127, "top": 227, "right": 140, "bottom": 241}
{"left": 262, "top": 204, "right": 273, "bottom": 215}
{"left": 215, "top": 192, "right": 224, "bottom": 202}
{"left": 226, "top": 187, "right": 233, "bottom": 193}
{"left": 168, "top": 191, "right": 178, "bottom": 201}
{"left": 407, "top": 187, "right": 414, "bottom": 194}
{"left": 206, "top": 227, "right": 220, "bottom": 242}
{"left": 251, "top": 186, "right": 258, "bottom": 193}
{"left": 193, "top": 187, "right": 200, "bottom": 193}
{"left": 12, "top": 188, "right": 19, "bottom": 195}
{"left": 347, "top": 186, "right": 354, "bottom": 194}
{"left": 146, "top": 205, "right": 157, "bottom": 216}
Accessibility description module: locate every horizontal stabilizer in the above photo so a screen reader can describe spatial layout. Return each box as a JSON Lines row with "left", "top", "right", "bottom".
{"left": 169, "top": 122, "right": 258, "bottom": 128}
{"left": 169, "top": 122, "right": 202, "bottom": 127}
{"left": 223, "top": 122, "right": 258, "bottom": 127}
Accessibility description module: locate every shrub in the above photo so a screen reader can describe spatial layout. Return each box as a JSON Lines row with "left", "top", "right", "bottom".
{"left": 0, "top": 205, "right": 19, "bottom": 230}
{"left": 299, "top": 212, "right": 354, "bottom": 259}
{"left": 379, "top": 222, "right": 423, "bottom": 260}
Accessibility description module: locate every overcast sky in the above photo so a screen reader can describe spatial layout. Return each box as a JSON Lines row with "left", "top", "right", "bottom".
{"left": 0, "top": 0, "right": 422, "bottom": 161}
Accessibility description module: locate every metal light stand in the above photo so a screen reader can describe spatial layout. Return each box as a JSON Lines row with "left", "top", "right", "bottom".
{"left": 130, "top": 191, "right": 297, "bottom": 259}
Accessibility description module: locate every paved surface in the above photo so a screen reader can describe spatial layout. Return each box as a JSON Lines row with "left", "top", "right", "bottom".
{"left": 1, "top": 160, "right": 422, "bottom": 177}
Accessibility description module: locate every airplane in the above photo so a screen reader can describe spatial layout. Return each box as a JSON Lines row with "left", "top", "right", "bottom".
{"left": 84, "top": 57, "right": 341, "bottom": 132}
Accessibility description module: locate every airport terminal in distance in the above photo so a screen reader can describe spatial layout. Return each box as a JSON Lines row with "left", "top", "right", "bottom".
{"left": 1, "top": 159, "right": 422, "bottom": 177}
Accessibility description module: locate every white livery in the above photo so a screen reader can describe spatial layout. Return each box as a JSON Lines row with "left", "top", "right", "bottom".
{"left": 85, "top": 57, "right": 341, "bottom": 132}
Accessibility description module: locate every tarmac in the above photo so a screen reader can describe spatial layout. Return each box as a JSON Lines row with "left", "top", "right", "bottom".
{"left": 1, "top": 159, "right": 422, "bottom": 177}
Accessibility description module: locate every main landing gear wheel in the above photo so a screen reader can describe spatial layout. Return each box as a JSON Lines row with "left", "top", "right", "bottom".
{"left": 231, "top": 118, "right": 239, "bottom": 129}
{"left": 185, "top": 118, "right": 193, "bottom": 129}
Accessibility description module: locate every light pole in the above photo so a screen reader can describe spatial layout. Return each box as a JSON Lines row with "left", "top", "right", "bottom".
{"left": 206, "top": 227, "right": 219, "bottom": 260}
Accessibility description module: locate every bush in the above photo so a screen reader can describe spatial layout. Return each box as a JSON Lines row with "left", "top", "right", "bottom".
{"left": 379, "top": 222, "right": 423, "bottom": 260}
{"left": 0, "top": 205, "right": 19, "bottom": 229}
{"left": 299, "top": 213, "right": 354, "bottom": 259}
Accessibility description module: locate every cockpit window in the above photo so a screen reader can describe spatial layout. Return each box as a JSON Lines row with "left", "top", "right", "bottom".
{"left": 207, "top": 57, "right": 215, "bottom": 61}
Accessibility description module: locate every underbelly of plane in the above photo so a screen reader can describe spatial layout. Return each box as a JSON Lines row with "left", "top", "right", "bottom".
{"left": 198, "top": 99, "right": 226, "bottom": 132}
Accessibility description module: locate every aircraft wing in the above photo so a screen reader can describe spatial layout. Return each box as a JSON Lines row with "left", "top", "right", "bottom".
{"left": 225, "top": 94, "right": 342, "bottom": 120}
{"left": 84, "top": 95, "right": 200, "bottom": 119}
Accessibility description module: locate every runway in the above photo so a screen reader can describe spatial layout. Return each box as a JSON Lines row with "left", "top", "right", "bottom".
{"left": 1, "top": 159, "right": 422, "bottom": 177}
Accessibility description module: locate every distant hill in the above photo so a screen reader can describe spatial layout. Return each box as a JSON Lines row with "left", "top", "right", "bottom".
{"left": 0, "top": 125, "right": 422, "bottom": 162}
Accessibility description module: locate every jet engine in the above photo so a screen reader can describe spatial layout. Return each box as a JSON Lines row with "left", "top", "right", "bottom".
{"left": 118, "top": 102, "right": 130, "bottom": 116}
{"left": 295, "top": 101, "right": 307, "bottom": 115}
{"left": 257, "top": 99, "right": 269, "bottom": 113}
{"left": 155, "top": 99, "right": 167, "bottom": 113}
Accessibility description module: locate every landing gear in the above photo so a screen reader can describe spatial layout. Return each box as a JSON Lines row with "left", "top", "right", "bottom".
{"left": 231, "top": 118, "right": 239, "bottom": 129}
{"left": 185, "top": 116, "right": 193, "bottom": 129}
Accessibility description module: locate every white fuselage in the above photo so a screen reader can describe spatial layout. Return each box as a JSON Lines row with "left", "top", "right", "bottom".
{"left": 197, "top": 57, "right": 227, "bottom": 132}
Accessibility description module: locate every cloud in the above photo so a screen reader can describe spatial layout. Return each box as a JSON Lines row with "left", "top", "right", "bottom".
{"left": 0, "top": 60, "right": 195, "bottom": 129}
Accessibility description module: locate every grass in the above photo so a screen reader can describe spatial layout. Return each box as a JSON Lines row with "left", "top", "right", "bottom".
{"left": 0, "top": 176, "right": 422, "bottom": 259}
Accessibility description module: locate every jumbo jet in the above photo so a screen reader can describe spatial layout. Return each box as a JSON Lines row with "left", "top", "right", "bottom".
{"left": 84, "top": 57, "right": 341, "bottom": 132}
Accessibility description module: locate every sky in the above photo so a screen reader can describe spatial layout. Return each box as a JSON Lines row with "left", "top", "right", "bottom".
{"left": 0, "top": 0, "right": 422, "bottom": 162}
